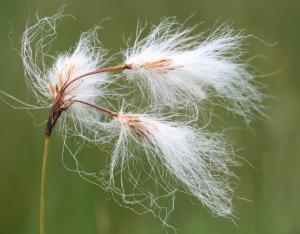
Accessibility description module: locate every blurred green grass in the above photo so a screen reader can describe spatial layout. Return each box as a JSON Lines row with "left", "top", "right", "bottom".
{"left": 0, "top": 0, "right": 299, "bottom": 233}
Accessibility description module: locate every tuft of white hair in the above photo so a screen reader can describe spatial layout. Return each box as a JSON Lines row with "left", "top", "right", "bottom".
{"left": 123, "top": 19, "right": 263, "bottom": 121}
{"left": 21, "top": 10, "right": 110, "bottom": 137}
{"left": 100, "top": 113, "right": 236, "bottom": 217}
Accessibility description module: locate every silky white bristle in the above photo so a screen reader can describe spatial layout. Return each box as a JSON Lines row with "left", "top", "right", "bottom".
{"left": 21, "top": 11, "right": 110, "bottom": 138}
{"left": 99, "top": 113, "right": 236, "bottom": 217}
{"left": 123, "top": 19, "right": 263, "bottom": 121}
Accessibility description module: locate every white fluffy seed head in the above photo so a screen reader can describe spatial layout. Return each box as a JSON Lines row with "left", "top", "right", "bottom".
{"left": 47, "top": 32, "right": 107, "bottom": 102}
{"left": 16, "top": 12, "right": 263, "bottom": 224}
{"left": 47, "top": 29, "right": 109, "bottom": 116}
{"left": 21, "top": 11, "right": 111, "bottom": 137}
{"left": 101, "top": 113, "right": 236, "bottom": 217}
{"left": 123, "top": 19, "right": 263, "bottom": 122}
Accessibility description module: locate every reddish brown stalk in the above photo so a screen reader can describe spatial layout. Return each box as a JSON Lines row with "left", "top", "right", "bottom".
{"left": 59, "top": 63, "right": 132, "bottom": 98}
{"left": 45, "top": 108, "right": 62, "bottom": 136}
{"left": 72, "top": 99, "right": 117, "bottom": 117}
{"left": 45, "top": 94, "right": 68, "bottom": 136}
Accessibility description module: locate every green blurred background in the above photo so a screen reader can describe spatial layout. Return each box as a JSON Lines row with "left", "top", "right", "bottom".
{"left": 0, "top": 0, "right": 299, "bottom": 233}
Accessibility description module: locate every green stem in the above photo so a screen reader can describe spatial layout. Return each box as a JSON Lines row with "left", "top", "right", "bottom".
{"left": 40, "top": 135, "right": 50, "bottom": 234}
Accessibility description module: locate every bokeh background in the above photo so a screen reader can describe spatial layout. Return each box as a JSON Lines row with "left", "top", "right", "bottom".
{"left": 0, "top": 0, "right": 299, "bottom": 233}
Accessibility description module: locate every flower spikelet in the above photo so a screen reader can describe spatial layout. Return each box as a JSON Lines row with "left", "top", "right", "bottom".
{"left": 102, "top": 113, "right": 236, "bottom": 217}
{"left": 21, "top": 11, "right": 109, "bottom": 136}
{"left": 123, "top": 19, "right": 263, "bottom": 121}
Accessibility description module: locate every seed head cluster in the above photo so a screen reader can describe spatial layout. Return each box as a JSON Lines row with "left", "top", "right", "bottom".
{"left": 12, "top": 10, "right": 264, "bottom": 225}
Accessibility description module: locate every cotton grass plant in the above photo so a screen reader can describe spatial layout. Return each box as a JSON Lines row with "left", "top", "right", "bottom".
{"left": 1, "top": 9, "right": 264, "bottom": 234}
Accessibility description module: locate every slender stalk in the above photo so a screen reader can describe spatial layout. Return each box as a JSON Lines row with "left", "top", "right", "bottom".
{"left": 73, "top": 99, "right": 117, "bottom": 117}
{"left": 40, "top": 134, "right": 50, "bottom": 234}
{"left": 59, "top": 64, "right": 132, "bottom": 99}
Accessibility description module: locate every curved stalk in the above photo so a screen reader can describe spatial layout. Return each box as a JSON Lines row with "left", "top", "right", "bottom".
{"left": 57, "top": 64, "right": 132, "bottom": 101}
{"left": 40, "top": 135, "right": 50, "bottom": 234}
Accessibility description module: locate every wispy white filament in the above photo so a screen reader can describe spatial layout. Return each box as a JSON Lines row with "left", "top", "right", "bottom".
{"left": 124, "top": 19, "right": 263, "bottom": 121}
{"left": 21, "top": 11, "right": 110, "bottom": 136}
{"left": 100, "top": 113, "right": 236, "bottom": 217}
